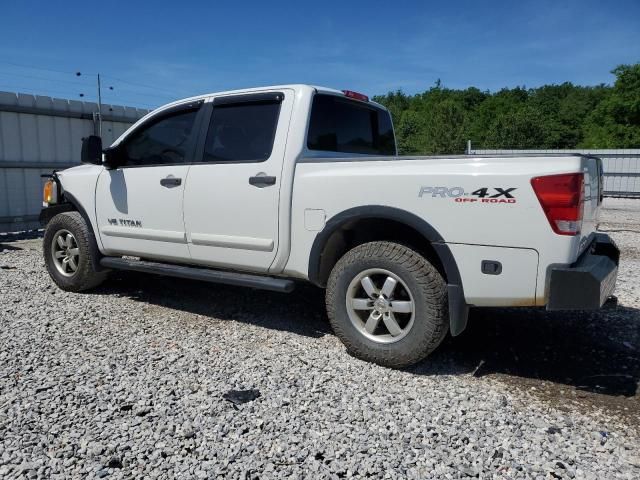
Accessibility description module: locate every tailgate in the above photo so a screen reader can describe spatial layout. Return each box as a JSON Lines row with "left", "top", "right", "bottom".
{"left": 579, "top": 155, "right": 603, "bottom": 253}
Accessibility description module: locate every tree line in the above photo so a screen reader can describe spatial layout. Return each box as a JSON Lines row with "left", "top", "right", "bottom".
{"left": 372, "top": 63, "right": 640, "bottom": 154}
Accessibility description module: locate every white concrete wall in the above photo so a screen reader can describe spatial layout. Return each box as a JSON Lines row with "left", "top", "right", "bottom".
{"left": 0, "top": 91, "right": 149, "bottom": 233}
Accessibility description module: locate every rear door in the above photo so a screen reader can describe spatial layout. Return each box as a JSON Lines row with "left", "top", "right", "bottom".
{"left": 183, "top": 91, "right": 293, "bottom": 271}
{"left": 95, "top": 102, "right": 203, "bottom": 261}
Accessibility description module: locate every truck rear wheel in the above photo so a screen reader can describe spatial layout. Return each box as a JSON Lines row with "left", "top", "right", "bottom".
{"left": 326, "top": 241, "right": 448, "bottom": 368}
{"left": 43, "top": 211, "right": 108, "bottom": 292}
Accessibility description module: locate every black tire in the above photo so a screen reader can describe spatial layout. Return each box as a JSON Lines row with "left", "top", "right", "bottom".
{"left": 43, "top": 211, "right": 108, "bottom": 292}
{"left": 326, "top": 241, "right": 448, "bottom": 368}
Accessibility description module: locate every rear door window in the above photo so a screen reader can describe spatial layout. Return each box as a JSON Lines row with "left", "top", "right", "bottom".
{"left": 202, "top": 98, "right": 281, "bottom": 163}
{"left": 307, "top": 94, "right": 395, "bottom": 155}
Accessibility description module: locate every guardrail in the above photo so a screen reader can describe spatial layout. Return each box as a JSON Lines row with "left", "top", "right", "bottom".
{"left": 469, "top": 149, "right": 640, "bottom": 199}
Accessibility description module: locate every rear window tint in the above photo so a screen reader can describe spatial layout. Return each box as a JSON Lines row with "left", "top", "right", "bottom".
{"left": 203, "top": 101, "right": 280, "bottom": 163}
{"left": 307, "top": 94, "right": 395, "bottom": 155}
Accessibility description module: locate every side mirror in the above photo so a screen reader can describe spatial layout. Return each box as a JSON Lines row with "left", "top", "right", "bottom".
{"left": 102, "top": 146, "right": 124, "bottom": 169}
{"left": 81, "top": 135, "right": 103, "bottom": 165}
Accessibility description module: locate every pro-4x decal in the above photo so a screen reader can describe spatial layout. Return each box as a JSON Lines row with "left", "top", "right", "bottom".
{"left": 419, "top": 186, "right": 517, "bottom": 204}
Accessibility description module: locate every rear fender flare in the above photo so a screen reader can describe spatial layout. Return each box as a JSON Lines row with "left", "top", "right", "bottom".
{"left": 308, "top": 205, "right": 469, "bottom": 336}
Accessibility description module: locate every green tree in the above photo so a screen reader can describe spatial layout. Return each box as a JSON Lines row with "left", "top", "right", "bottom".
{"left": 423, "top": 99, "right": 467, "bottom": 154}
{"left": 373, "top": 90, "right": 410, "bottom": 125}
{"left": 582, "top": 64, "right": 640, "bottom": 148}
{"left": 395, "top": 110, "right": 424, "bottom": 154}
{"left": 528, "top": 83, "right": 608, "bottom": 147}
{"left": 485, "top": 107, "right": 546, "bottom": 149}
{"left": 466, "top": 87, "right": 529, "bottom": 148}
{"left": 373, "top": 62, "right": 640, "bottom": 153}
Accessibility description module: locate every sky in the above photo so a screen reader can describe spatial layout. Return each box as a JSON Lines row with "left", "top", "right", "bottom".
{"left": 0, "top": 0, "right": 638, "bottom": 109}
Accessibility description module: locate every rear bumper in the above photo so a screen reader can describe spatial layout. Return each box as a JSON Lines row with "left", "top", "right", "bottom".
{"left": 547, "top": 233, "right": 619, "bottom": 311}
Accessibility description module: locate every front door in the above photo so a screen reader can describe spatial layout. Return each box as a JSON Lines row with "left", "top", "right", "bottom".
{"left": 183, "top": 91, "right": 293, "bottom": 272}
{"left": 95, "top": 105, "right": 201, "bottom": 261}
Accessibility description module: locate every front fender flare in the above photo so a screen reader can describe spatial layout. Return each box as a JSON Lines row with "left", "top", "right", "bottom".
{"left": 40, "top": 193, "right": 107, "bottom": 273}
{"left": 39, "top": 203, "right": 75, "bottom": 226}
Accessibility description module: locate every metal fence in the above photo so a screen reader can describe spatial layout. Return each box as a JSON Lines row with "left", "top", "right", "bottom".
{"left": 0, "top": 91, "right": 149, "bottom": 233}
{"left": 468, "top": 148, "right": 640, "bottom": 198}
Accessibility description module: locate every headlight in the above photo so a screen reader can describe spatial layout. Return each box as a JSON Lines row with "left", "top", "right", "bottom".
{"left": 43, "top": 179, "right": 58, "bottom": 206}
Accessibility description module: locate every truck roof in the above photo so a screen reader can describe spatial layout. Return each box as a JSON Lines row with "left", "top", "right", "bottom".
{"left": 156, "top": 84, "right": 386, "bottom": 112}
{"left": 112, "top": 84, "right": 388, "bottom": 148}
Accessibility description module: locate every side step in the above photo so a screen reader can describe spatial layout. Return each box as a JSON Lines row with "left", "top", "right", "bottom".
{"left": 99, "top": 257, "right": 295, "bottom": 293}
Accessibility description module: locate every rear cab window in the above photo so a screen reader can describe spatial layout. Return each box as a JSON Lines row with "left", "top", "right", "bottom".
{"left": 307, "top": 93, "right": 396, "bottom": 156}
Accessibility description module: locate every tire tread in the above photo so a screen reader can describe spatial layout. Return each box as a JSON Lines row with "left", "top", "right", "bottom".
{"left": 326, "top": 241, "right": 448, "bottom": 368}
{"left": 43, "top": 211, "right": 107, "bottom": 292}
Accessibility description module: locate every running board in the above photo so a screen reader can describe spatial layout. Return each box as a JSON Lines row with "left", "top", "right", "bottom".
{"left": 99, "top": 257, "right": 295, "bottom": 293}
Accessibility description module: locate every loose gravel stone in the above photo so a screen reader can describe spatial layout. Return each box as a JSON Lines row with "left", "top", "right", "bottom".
{"left": 0, "top": 200, "right": 639, "bottom": 478}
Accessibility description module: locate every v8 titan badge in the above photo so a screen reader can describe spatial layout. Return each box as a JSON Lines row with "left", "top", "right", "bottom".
{"left": 419, "top": 186, "right": 517, "bottom": 204}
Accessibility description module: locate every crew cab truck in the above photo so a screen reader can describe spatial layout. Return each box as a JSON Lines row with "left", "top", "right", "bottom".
{"left": 40, "top": 84, "right": 619, "bottom": 368}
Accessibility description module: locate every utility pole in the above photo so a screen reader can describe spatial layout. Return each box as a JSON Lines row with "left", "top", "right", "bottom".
{"left": 76, "top": 72, "right": 112, "bottom": 137}
{"left": 96, "top": 73, "right": 102, "bottom": 137}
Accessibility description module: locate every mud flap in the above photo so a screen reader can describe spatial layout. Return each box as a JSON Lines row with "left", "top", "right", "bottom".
{"left": 448, "top": 284, "right": 469, "bottom": 336}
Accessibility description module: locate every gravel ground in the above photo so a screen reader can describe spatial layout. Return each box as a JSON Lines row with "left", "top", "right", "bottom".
{"left": 0, "top": 200, "right": 639, "bottom": 479}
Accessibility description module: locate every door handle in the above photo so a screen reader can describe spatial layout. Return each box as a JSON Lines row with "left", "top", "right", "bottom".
{"left": 160, "top": 176, "right": 182, "bottom": 187}
{"left": 249, "top": 174, "right": 276, "bottom": 188}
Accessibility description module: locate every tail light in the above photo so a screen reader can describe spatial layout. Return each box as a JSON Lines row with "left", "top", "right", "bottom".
{"left": 342, "top": 90, "right": 369, "bottom": 102}
{"left": 531, "top": 173, "right": 584, "bottom": 235}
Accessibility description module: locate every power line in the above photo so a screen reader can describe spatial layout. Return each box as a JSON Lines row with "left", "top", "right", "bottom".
{"left": 0, "top": 59, "right": 180, "bottom": 109}
{"left": 106, "top": 87, "right": 177, "bottom": 101}
{"left": 100, "top": 94, "right": 158, "bottom": 109}
{"left": 0, "top": 70, "right": 91, "bottom": 87}
{"left": 0, "top": 60, "right": 83, "bottom": 76}
{"left": 0, "top": 59, "right": 189, "bottom": 96}
{"left": 0, "top": 77, "right": 170, "bottom": 106}
{"left": 0, "top": 84, "right": 157, "bottom": 109}
{"left": 0, "top": 83, "right": 96, "bottom": 100}
{"left": 106, "top": 84, "right": 182, "bottom": 100}
{"left": 102, "top": 75, "right": 190, "bottom": 97}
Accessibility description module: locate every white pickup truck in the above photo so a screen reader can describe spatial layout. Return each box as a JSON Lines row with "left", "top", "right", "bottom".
{"left": 40, "top": 84, "right": 619, "bottom": 367}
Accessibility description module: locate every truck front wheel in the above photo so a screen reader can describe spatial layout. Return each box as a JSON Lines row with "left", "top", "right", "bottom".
{"left": 326, "top": 241, "right": 448, "bottom": 368}
{"left": 43, "top": 211, "right": 108, "bottom": 292}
